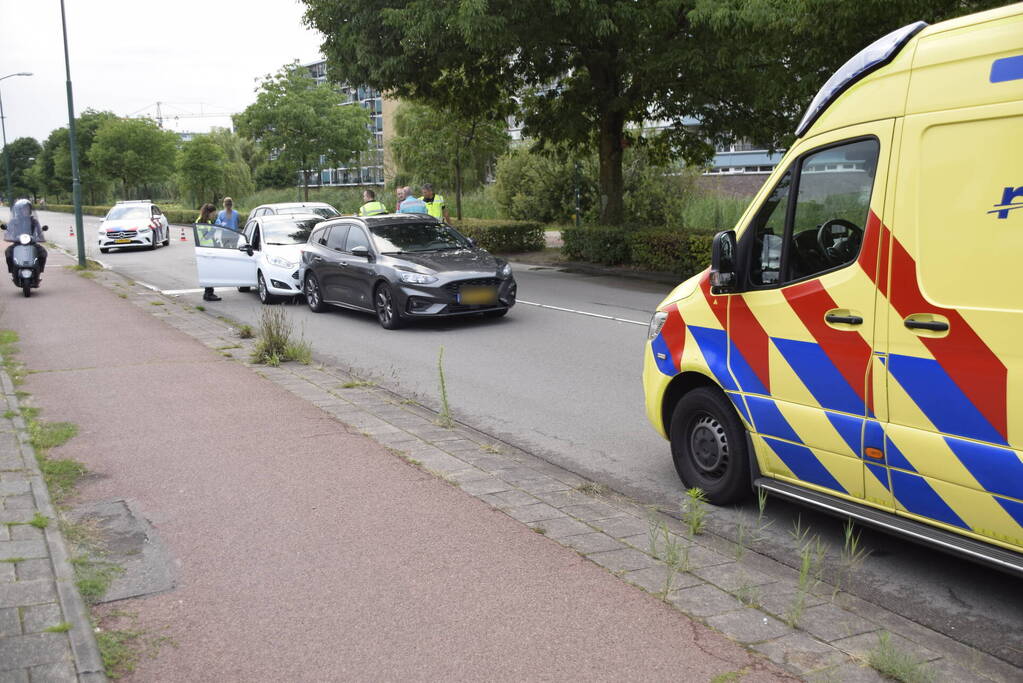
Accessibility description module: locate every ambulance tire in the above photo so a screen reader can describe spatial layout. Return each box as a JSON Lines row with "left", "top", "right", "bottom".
{"left": 669, "top": 387, "right": 750, "bottom": 505}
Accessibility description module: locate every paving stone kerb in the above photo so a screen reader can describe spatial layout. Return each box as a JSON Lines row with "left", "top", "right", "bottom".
{"left": 0, "top": 363, "right": 106, "bottom": 681}
{"left": 39, "top": 255, "right": 1023, "bottom": 682}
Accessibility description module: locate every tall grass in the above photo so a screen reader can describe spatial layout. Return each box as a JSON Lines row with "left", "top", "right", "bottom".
{"left": 678, "top": 193, "right": 749, "bottom": 233}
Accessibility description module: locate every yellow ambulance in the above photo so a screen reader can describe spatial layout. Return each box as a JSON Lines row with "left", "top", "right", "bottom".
{"left": 643, "top": 4, "right": 1023, "bottom": 573}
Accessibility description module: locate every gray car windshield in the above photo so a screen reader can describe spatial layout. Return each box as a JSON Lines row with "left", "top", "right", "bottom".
{"left": 263, "top": 219, "right": 319, "bottom": 245}
{"left": 372, "top": 223, "right": 469, "bottom": 253}
{"left": 106, "top": 206, "right": 150, "bottom": 220}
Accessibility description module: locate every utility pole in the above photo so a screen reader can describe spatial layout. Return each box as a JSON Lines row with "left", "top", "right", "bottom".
{"left": 60, "top": 0, "right": 86, "bottom": 268}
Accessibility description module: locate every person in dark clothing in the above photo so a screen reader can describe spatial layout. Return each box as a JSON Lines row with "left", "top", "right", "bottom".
{"left": 4, "top": 199, "right": 47, "bottom": 276}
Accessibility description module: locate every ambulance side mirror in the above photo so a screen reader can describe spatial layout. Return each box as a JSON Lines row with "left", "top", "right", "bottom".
{"left": 710, "top": 230, "right": 737, "bottom": 293}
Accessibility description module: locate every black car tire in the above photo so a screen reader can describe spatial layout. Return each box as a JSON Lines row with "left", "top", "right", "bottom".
{"left": 669, "top": 386, "right": 751, "bottom": 505}
{"left": 485, "top": 309, "right": 509, "bottom": 319}
{"left": 162, "top": 231, "right": 170, "bottom": 247}
{"left": 305, "top": 273, "right": 326, "bottom": 313}
{"left": 257, "top": 271, "right": 278, "bottom": 305}
{"left": 374, "top": 282, "right": 404, "bottom": 329}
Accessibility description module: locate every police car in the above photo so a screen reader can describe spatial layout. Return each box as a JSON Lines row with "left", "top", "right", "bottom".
{"left": 97, "top": 200, "right": 171, "bottom": 253}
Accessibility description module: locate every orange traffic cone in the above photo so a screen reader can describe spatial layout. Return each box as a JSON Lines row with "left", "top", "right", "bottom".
{"left": 68, "top": 224, "right": 74, "bottom": 237}
{"left": 179, "top": 225, "right": 187, "bottom": 241}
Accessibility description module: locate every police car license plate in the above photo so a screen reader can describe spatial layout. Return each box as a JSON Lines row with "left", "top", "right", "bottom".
{"left": 459, "top": 286, "right": 497, "bottom": 305}
{"left": 115, "top": 238, "right": 131, "bottom": 243}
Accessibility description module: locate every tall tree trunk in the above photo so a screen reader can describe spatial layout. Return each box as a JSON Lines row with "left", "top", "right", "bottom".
{"left": 454, "top": 137, "right": 463, "bottom": 222}
{"left": 597, "top": 110, "right": 625, "bottom": 225}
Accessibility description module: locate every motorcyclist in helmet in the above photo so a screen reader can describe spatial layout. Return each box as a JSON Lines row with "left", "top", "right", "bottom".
{"left": 4, "top": 199, "right": 47, "bottom": 275}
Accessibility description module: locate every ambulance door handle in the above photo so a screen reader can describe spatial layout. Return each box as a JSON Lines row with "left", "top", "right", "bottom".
{"left": 903, "top": 313, "right": 950, "bottom": 336}
{"left": 825, "top": 314, "right": 863, "bottom": 325}
{"left": 905, "top": 319, "right": 948, "bottom": 331}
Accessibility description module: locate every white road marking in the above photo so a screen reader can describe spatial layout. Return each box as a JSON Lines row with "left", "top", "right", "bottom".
{"left": 516, "top": 299, "right": 647, "bottom": 326}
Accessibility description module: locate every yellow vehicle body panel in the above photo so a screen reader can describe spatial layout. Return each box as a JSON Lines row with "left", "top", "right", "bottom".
{"left": 643, "top": 5, "right": 1023, "bottom": 557}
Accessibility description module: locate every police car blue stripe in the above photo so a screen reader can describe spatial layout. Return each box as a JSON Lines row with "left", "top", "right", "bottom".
{"left": 746, "top": 396, "right": 803, "bottom": 444}
{"left": 763, "top": 437, "right": 847, "bottom": 494}
{"left": 773, "top": 337, "right": 864, "bottom": 415}
{"left": 991, "top": 55, "right": 1023, "bottom": 83}
{"left": 889, "top": 470, "right": 968, "bottom": 530}
{"left": 942, "top": 436, "right": 1023, "bottom": 502}
{"left": 887, "top": 354, "right": 1007, "bottom": 446}
{"left": 688, "top": 326, "right": 738, "bottom": 392}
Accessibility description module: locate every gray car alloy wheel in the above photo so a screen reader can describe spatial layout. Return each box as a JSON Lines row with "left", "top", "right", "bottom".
{"left": 305, "top": 273, "right": 325, "bottom": 312}
{"left": 374, "top": 283, "right": 403, "bottom": 329}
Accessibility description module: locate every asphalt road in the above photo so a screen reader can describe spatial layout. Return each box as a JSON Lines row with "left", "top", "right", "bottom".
{"left": 22, "top": 208, "right": 1023, "bottom": 669}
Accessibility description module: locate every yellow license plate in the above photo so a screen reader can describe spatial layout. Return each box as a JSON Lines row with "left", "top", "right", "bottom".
{"left": 459, "top": 286, "right": 498, "bottom": 305}
{"left": 115, "top": 239, "right": 131, "bottom": 243}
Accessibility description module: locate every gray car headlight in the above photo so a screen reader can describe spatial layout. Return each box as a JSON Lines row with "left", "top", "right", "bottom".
{"left": 399, "top": 272, "right": 438, "bottom": 285}
{"left": 498, "top": 263, "right": 512, "bottom": 278}
{"left": 648, "top": 311, "right": 668, "bottom": 340}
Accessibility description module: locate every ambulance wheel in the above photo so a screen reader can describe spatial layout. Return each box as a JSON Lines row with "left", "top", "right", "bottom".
{"left": 669, "top": 387, "right": 750, "bottom": 505}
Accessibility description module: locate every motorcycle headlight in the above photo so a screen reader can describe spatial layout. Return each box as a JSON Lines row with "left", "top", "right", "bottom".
{"left": 267, "top": 255, "right": 298, "bottom": 269}
{"left": 648, "top": 311, "right": 669, "bottom": 340}
{"left": 498, "top": 263, "right": 512, "bottom": 279}
{"left": 399, "top": 272, "right": 437, "bottom": 285}
{"left": 18, "top": 234, "right": 31, "bottom": 245}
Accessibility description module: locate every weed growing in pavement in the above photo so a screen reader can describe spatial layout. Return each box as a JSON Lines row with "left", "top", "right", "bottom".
{"left": 195, "top": 305, "right": 205, "bottom": 312}
{"left": 117, "top": 293, "right": 128, "bottom": 299}
{"left": 532, "top": 525, "right": 547, "bottom": 535}
{"left": 734, "top": 579, "right": 762, "bottom": 609}
{"left": 251, "top": 307, "right": 311, "bottom": 365}
{"left": 3, "top": 410, "right": 16, "bottom": 419}
{"left": 436, "top": 346, "right": 454, "bottom": 428}
{"left": 72, "top": 555, "right": 124, "bottom": 605}
{"left": 149, "top": 301, "right": 164, "bottom": 306}
{"left": 215, "top": 344, "right": 240, "bottom": 351}
{"left": 480, "top": 443, "right": 501, "bottom": 454}
{"left": 833, "top": 519, "right": 871, "bottom": 599}
{"left": 29, "top": 512, "right": 50, "bottom": 529}
{"left": 29, "top": 419, "right": 84, "bottom": 505}
{"left": 69, "top": 259, "right": 103, "bottom": 272}
{"left": 341, "top": 380, "right": 375, "bottom": 389}
{"left": 867, "top": 631, "right": 934, "bottom": 683}
{"left": 0, "top": 557, "right": 26, "bottom": 563}
{"left": 682, "top": 487, "right": 708, "bottom": 536}
{"left": 237, "top": 324, "right": 253, "bottom": 339}
{"left": 785, "top": 518, "right": 827, "bottom": 627}
{"left": 647, "top": 510, "right": 662, "bottom": 558}
{"left": 575, "top": 481, "right": 607, "bottom": 496}
{"left": 44, "top": 622, "right": 72, "bottom": 633}
{"left": 710, "top": 670, "right": 748, "bottom": 683}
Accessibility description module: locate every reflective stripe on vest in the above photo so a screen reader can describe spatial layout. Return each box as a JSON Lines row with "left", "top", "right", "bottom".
{"left": 421, "top": 194, "right": 445, "bottom": 220}
{"left": 359, "top": 201, "right": 387, "bottom": 216}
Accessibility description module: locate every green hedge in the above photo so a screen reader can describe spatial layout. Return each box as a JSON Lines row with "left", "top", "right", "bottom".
{"left": 42, "top": 204, "right": 249, "bottom": 225}
{"left": 562, "top": 225, "right": 714, "bottom": 279}
{"left": 450, "top": 218, "right": 545, "bottom": 253}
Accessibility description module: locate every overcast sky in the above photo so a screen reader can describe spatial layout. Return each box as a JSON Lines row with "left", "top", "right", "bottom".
{"left": 1, "top": 0, "right": 325, "bottom": 145}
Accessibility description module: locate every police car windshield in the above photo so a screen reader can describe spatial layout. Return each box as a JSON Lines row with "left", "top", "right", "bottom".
{"left": 263, "top": 219, "right": 319, "bottom": 245}
{"left": 106, "top": 206, "right": 150, "bottom": 221}
{"left": 371, "top": 223, "right": 469, "bottom": 254}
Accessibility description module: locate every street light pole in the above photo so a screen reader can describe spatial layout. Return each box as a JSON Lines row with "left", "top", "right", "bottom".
{"left": 0, "top": 72, "right": 33, "bottom": 208}
{"left": 59, "top": 0, "right": 86, "bottom": 267}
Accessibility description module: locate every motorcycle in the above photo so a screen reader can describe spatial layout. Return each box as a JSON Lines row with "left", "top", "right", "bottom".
{"left": 10, "top": 226, "right": 48, "bottom": 298}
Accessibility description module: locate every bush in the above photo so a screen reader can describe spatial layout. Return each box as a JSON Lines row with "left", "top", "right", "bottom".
{"left": 562, "top": 225, "right": 713, "bottom": 279}
{"left": 451, "top": 218, "right": 545, "bottom": 253}
{"left": 561, "top": 225, "right": 634, "bottom": 265}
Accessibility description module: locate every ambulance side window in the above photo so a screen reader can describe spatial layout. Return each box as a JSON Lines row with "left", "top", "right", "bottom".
{"left": 749, "top": 171, "right": 791, "bottom": 286}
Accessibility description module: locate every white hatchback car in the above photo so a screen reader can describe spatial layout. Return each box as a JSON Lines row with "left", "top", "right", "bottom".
{"left": 194, "top": 214, "right": 322, "bottom": 304}
{"left": 97, "top": 200, "right": 171, "bottom": 253}
{"left": 248, "top": 202, "right": 341, "bottom": 220}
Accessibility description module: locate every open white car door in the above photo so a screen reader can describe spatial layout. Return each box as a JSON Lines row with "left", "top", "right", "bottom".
{"left": 193, "top": 225, "right": 257, "bottom": 287}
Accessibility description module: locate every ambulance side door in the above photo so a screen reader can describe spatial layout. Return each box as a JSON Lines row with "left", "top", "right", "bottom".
{"left": 732, "top": 122, "right": 893, "bottom": 503}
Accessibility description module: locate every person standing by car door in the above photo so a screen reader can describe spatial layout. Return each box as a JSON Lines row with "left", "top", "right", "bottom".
{"left": 359, "top": 190, "right": 387, "bottom": 216}
{"left": 195, "top": 203, "right": 221, "bottom": 302}
{"left": 420, "top": 183, "right": 450, "bottom": 223}
{"left": 216, "top": 197, "right": 241, "bottom": 230}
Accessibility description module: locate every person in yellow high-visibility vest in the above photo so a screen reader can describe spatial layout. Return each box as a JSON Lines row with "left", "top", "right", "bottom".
{"left": 420, "top": 183, "right": 451, "bottom": 223}
{"left": 359, "top": 189, "right": 388, "bottom": 216}
{"left": 194, "top": 203, "right": 221, "bottom": 301}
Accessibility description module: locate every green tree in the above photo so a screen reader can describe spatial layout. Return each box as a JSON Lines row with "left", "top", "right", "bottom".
{"left": 205, "top": 128, "right": 256, "bottom": 199}
{"left": 234, "top": 63, "right": 371, "bottom": 201}
{"left": 390, "top": 102, "right": 509, "bottom": 220}
{"left": 1, "top": 137, "right": 42, "bottom": 200}
{"left": 34, "top": 110, "right": 118, "bottom": 204}
{"left": 176, "top": 135, "right": 227, "bottom": 207}
{"left": 304, "top": 0, "right": 1002, "bottom": 226}
{"left": 88, "top": 117, "right": 178, "bottom": 198}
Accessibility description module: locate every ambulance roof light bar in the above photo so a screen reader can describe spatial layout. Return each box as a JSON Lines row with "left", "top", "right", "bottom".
{"left": 795, "top": 20, "right": 928, "bottom": 138}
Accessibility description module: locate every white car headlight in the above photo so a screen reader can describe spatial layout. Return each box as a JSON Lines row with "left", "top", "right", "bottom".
{"left": 18, "top": 234, "right": 31, "bottom": 245}
{"left": 138, "top": 226, "right": 151, "bottom": 232}
{"left": 498, "top": 263, "right": 512, "bottom": 278}
{"left": 648, "top": 311, "right": 669, "bottom": 340}
{"left": 399, "top": 272, "right": 437, "bottom": 285}
{"left": 267, "top": 255, "right": 298, "bottom": 269}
